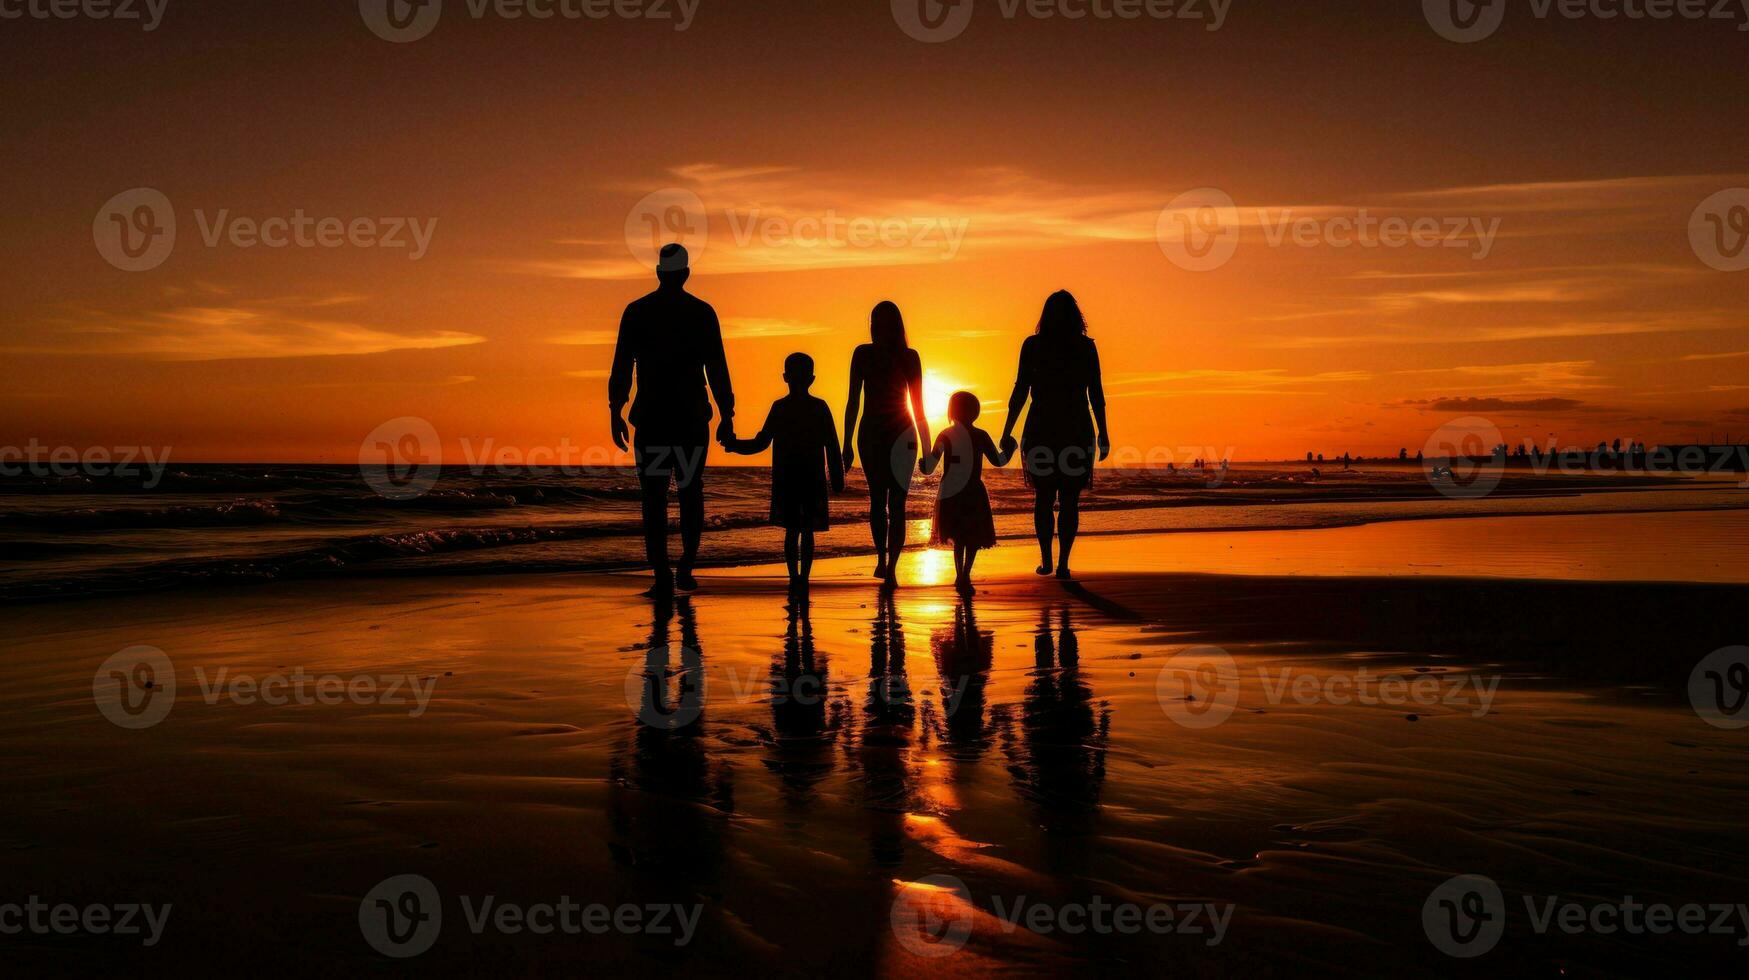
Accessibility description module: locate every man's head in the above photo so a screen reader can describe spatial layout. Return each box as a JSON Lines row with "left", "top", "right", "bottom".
{"left": 656, "top": 243, "right": 691, "bottom": 289}
{"left": 783, "top": 352, "right": 815, "bottom": 391}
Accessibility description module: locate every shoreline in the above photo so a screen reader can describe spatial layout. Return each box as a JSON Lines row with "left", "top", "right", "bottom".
{"left": 8, "top": 499, "right": 1749, "bottom": 605}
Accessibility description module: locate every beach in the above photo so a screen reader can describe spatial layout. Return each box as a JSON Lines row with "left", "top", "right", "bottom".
{"left": 8, "top": 510, "right": 1749, "bottom": 975}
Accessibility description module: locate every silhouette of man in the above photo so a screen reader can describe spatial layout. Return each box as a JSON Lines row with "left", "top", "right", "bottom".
{"left": 609, "top": 244, "right": 735, "bottom": 596}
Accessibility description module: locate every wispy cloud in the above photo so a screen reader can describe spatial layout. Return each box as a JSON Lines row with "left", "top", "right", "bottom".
{"left": 1108, "top": 367, "right": 1373, "bottom": 398}
{"left": 514, "top": 166, "right": 1749, "bottom": 282}
{"left": 548, "top": 316, "right": 827, "bottom": 347}
{"left": 721, "top": 317, "right": 830, "bottom": 339}
{"left": 13, "top": 293, "right": 483, "bottom": 361}
{"left": 1403, "top": 396, "right": 1588, "bottom": 413}
{"left": 1264, "top": 310, "right": 1737, "bottom": 349}
{"left": 1682, "top": 350, "right": 1749, "bottom": 362}
{"left": 1395, "top": 360, "right": 1613, "bottom": 393}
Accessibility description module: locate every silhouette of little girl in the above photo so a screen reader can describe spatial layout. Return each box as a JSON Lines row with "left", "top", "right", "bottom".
{"left": 922, "top": 391, "right": 1014, "bottom": 595}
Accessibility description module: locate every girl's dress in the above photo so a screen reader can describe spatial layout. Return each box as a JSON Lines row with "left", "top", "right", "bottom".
{"left": 929, "top": 425, "right": 999, "bottom": 551}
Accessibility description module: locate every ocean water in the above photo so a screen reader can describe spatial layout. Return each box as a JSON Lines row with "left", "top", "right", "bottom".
{"left": 2, "top": 463, "right": 1745, "bottom": 600}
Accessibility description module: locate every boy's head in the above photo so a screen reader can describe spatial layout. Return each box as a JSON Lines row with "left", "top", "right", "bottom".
{"left": 783, "top": 352, "right": 815, "bottom": 389}
{"left": 948, "top": 390, "right": 981, "bottom": 424}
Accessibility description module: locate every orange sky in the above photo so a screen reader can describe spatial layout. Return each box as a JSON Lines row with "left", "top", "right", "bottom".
{"left": 3, "top": 1, "right": 1747, "bottom": 463}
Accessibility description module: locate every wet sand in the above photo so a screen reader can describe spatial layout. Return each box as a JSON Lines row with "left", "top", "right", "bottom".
{"left": 5, "top": 518, "right": 1749, "bottom": 976}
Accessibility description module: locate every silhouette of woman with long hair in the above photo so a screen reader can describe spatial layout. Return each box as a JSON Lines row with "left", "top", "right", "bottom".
{"left": 999, "top": 291, "right": 1108, "bottom": 579}
{"left": 1002, "top": 605, "right": 1110, "bottom": 839}
{"left": 842, "top": 301, "right": 930, "bottom": 589}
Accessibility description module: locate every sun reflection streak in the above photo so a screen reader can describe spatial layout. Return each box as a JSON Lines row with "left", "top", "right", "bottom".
{"left": 913, "top": 547, "right": 956, "bottom": 587}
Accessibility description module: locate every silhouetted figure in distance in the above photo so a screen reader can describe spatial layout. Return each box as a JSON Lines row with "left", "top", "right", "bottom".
{"left": 842, "top": 301, "right": 929, "bottom": 590}
{"left": 608, "top": 244, "right": 735, "bottom": 597}
{"left": 723, "top": 353, "right": 845, "bottom": 592}
{"left": 999, "top": 290, "right": 1108, "bottom": 580}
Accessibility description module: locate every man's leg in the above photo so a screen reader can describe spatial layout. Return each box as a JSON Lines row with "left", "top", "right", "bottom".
{"left": 674, "top": 432, "right": 708, "bottom": 589}
{"left": 635, "top": 438, "right": 674, "bottom": 593}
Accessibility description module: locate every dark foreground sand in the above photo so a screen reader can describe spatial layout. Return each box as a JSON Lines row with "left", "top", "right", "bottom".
{"left": 5, "top": 524, "right": 1749, "bottom": 977}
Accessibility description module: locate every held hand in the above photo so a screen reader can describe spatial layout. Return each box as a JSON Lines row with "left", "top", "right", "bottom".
{"left": 715, "top": 416, "right": 735, "bottom": 446}
{"left": 610, "top": 414, "right": 630, "bottom": 453}
{"left": 1097, "top": 432, "right": 1112, "bottom": 462}
{"left": 1000, "top": 434, "right": 1019, "bottom": 454}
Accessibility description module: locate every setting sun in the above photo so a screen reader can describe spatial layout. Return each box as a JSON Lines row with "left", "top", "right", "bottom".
{"left": 922, "top": 370, "right": 969, "bottom": 428}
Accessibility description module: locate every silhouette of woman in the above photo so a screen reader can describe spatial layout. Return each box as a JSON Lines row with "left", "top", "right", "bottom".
{"left": 999, "top": 291, "right": 1108, "bottom": 579}
{"left": 842, "top": 301, "right": 930, "bottom": 588}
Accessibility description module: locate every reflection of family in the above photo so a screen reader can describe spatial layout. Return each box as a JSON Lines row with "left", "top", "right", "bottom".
{"left": 609, "top": 244, "right": 1109, "bottom": 597}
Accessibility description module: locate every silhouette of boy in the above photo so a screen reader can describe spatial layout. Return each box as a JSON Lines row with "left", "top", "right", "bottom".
{"left": 723, "top": 353, "right": 844, "bottom": 590}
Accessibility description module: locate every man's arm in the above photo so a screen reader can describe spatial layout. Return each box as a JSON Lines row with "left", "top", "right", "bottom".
{"left": 703, "top": 305, "right": 735, "bottom": 442}
{"left": 607, "top": 305, "right": 636, "bottom": 451}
